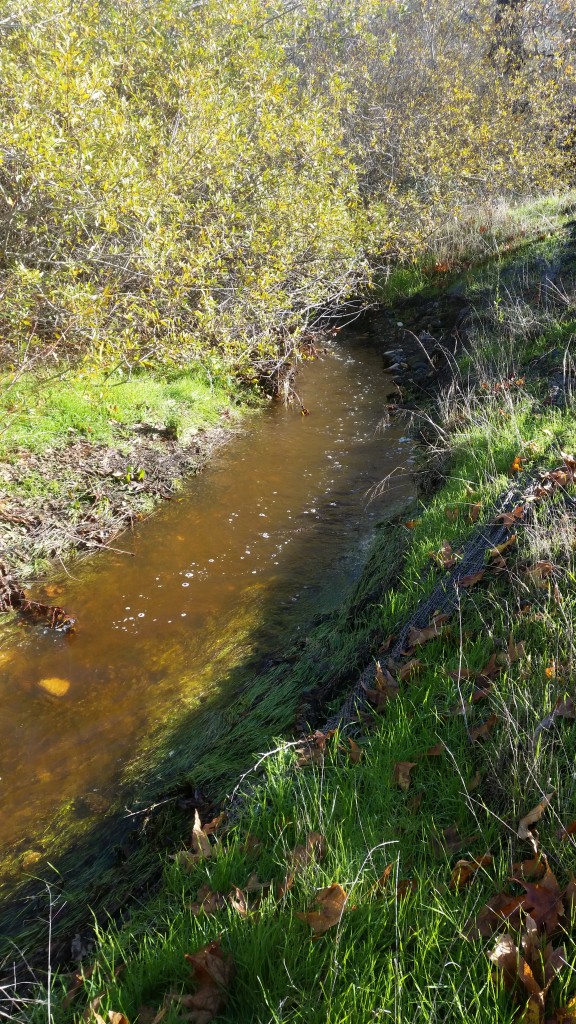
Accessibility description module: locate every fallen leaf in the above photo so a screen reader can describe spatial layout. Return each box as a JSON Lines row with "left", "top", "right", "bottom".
{"left": 406, "top": 614, "right": 450, "bottom": 650}
{"left": 553, "top": 696, "right": 575, "bottom": 719}
{"left": 278, "top": 831, "right": 326, "bottom": 898}
{"left": 188, "top": 886, "right": 227, "bottom": 916}
{"left": 296, "top": 883, "right": 347, "bottom": 936}
{"left": 450, "top": 854, "right": 493, "bottom": 890}
{"left": 488, "top": 534, "right": 517, "bottom": 558}
{"left": 525, "top": 561, "right": 556, "bottom": 582}
{"left": 469, "top": 713, "right": 498, "bottom": 743}
{"left": 340, "top": 737, "right": 362, "bottom": 763}
{"left": 228, "top": 887, "right": 249, "bottom": 917}
{"left": 466, "top": 771, "right": 482, "bottom": 792}
{"left": 180, "top": 941, "right": 235, "bottom": 1024}
{"left": 425, "top": 743, "right": 444, "bottom": 757}
{"left": 37, "top": 676, "right": 70, "bottom": 697}
{"left": 517, "top": 868, "right": 564, "bottom": 934}
{"left": 469, "top": 502, "right": 482, "bottom": 522}
{"left": 554, "top": 995, "right": 576, "bottom": 1023}
{"left": 433, "top": 825, "right": 479, "bottom": 856}
{"left": 465, "top": 892, "right": 525, "bottom": 940}
{"left": 511, "top": 456, "right": 523, "bottom": 474}
{"left": 513, "top": 858, "right": 547, "bottom": 882}
{"left": 560, "top": 821, "right": 576, "bottom": 843}
{"left": 405, "top": 519, "right": 419, "bottom": 529}
{"left": 16, "top": 597, "right": 77, "bottom": 632}
{"left": 508, "top": 636, "right": 526, "bottom": 664}
{"left": 393, "top": 761, "right": 417, "bottom": 791}
{"left": 407, "top": 792, "right": 423, "bottom": 812}
{"left": 202, "top": 812, "right": 225, "bottom": 835}
{"left": 457, "top": 569, "right": 486, "bottom": 588}
{"left": 518, "top": 793, "right": 555, "bottom": 842}
{"left": 295, "top": 730, "right": 334, "bottom": 767}
{"left": 396, "top": 658, "right": 422, "bottom": 681}
{"left": 495, "top": 505, "right": 525, "bottom": 527}
{"left": 191, "top": 810, "right": 212, "bottom": 862}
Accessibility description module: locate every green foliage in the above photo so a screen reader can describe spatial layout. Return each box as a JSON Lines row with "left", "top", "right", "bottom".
{"left": 1, "top": 0, "right": 574, "bottom": 384}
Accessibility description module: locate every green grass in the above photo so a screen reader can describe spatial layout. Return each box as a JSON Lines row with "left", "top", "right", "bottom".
{"left": 372, "top": 191, "right": 576, "bottom": 306}
{"left": 0, "top": 364, "right": 245, "bottom": 460}
{"left": 8, "top": 229, "right": 576, "bottom": 1023}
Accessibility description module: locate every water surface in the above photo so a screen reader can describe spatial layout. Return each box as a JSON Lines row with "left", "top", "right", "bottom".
{"left": 0, "top": 333, "right": 414, "bottom": 883}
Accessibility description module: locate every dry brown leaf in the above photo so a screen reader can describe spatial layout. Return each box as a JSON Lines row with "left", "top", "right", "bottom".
{"left": 465, "top": 892, "right": 525, "bottom": 940}
{"left": 425, "top": 742, "right": 445, "bottom": 756}
{"left": 554, "top": 994, "right": 576, "bottom": 1023}
{"left": 495, "top": 505, "right": 525, "bottom": 527}
{"left": 450, "top": 854, "right": 493, "bottom": 890}
{"left": 513, "top": 858, "right": 547, "bottom": 882}
{"left": 433, "top": 825, "right": 479, "bottom": 856}
{"left": 518, "top": 793, "right": 555, "bottom": 842}
{"left": 296, "top": 883, "right": 347, "bottom": 936}
{"left": 340, "top": 737, "right": 362, "bottom": 763}
{"left": 457, "top": 569, "right": 486, "bottom": 589}
{"left": 188, "top": 885, "right": 227, "bottom": 916}
{"left": 508, "top": 635, "right": 526, "bottom": 664}
{"left": 228, "top": 887, "right": 249, "bottom": 918}
{"left": 554, "top": 697, "right": 575, "bottom": 719}
{"left": 295, "top": 730, "right": 334, "bottom": 767}
{"left": 406, "top": 614, "right": 450, "bottom": 650}
{"left": 517, "top": 868, "right": 564, "bottom": 934}
{"left": 278, "top": 832, "right": 326, "bottom": 898}
{"left": 396, "top": 658, "right": 422, "bottom": 681}
{"left": 202, "top": 812, "right": 225, "bottom": 835}
{"left": 525, "top": 561, "right": 556, "bottom": 582}
{"left": 393, "top": 761, "right": 417, "bottom": 791}
{"left": 180, "top": 940, "right": 235, "bottom": 1024}
{"left": 469, "top": 502, "right": 482, "bottom": 522}
{"left": 191, "top": 810, "right": 212, "bottom": 862}
{"left": 488, "top": 534, "right": 517, "bottom": 558}
{"left": 469, "top": 713, "right": 498, "bottom": 743}
{"left": 560, "top": 821, "right": 576, "bottom": 842}
{"left": 466, "top": 770, "right": 482, "bottom": 792}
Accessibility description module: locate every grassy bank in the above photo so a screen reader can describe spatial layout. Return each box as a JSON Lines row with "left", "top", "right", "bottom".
{"left": 0, "top": 362, "right": 253, "bottom": 582}
{"left": 17, "top": 229, "right": 576, "bottom": 1024}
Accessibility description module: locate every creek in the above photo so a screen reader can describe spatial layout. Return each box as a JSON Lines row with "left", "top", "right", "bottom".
{"left": 0, "top": 329, "right": 415, "bottom": 912}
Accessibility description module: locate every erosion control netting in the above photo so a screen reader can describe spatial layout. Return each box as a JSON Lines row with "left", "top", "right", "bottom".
{"left": 324, "top": 475, "right": 536, "bottom": 732}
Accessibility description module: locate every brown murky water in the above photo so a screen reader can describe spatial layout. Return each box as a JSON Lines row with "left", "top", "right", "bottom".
{"left": 0, "top": 334, "right": 414, "bottom": 881}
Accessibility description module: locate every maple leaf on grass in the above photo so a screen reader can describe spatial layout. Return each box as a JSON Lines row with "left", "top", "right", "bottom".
{"left": 296, "top": 883, "right": 348, "bottom": 936}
